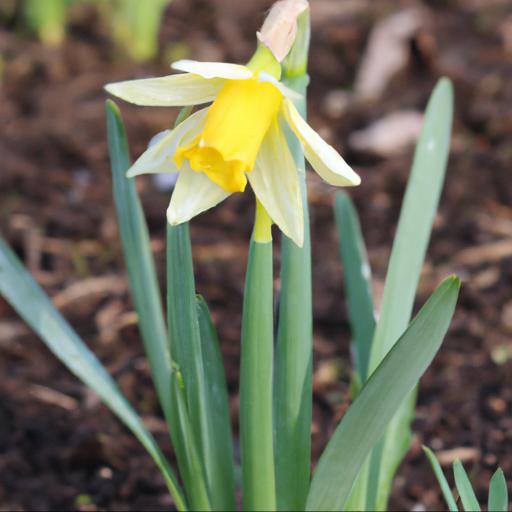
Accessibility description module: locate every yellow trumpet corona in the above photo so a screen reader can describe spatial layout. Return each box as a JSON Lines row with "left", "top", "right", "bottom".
{"left": 174, "top": 78, "right": 283, "bottom": 193}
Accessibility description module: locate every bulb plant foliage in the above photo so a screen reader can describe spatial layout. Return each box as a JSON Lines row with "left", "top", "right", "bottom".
{"left": 424, "top": 447, "right": 509, "bottom": 512}
{"left": 0, "top": 1, "right": 463, "bottom": 510}
{"left": 21, "top": 0, "right": 172, "bottom": 61}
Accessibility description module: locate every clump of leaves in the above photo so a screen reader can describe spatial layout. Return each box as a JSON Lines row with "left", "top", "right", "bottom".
{"left": 424, "top": 446, "right": 509, "bottom": 511}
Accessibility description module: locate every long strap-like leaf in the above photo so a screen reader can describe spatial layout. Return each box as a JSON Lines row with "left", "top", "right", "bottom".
{"left": 166, "top": 222, "right": 211, "bottom": 512}
{"left": 488, "top": 468, "right": 508, "bottom": 512}
{"left": 196, "top": 296, "right": 237, "bottom": 511}
{"left": 334, "top": 192, "right": 376, "bottom": 384}
{"left": 423, "top": 446, "right": 458, "bottom": 512}
{"left": 0, "top": 237, "right": 186, "bottom": 510}
{"left": 306, "top": 276, "right": 460, "bottom": 511}
{"left": 454, "top": 460, "right": 481, "bottom": 512}
{"left": 365, "top": 78, "right": 454, "bottom": 510}
{"left": 106, "top": 99, "right": 174, "bottom": 434}
{"left": 165, "top": 106, "right": 236, "bottom": 510}
{"left": 107, "top": 100, "right": 195, "bottom": 510}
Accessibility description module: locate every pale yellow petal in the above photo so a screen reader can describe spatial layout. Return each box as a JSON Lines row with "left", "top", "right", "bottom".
{"left": 282, "top": 98, "right": 361, "bottom": 186}
{"left": 167, "top": 163, "right": 230, "bottom": 225}
{"left": 248, "top": 118, "right": 304, "bottom": 247}
{"left": 127, "top": 109, "right": 208, "bottom": 178}
{"left": 171, "top": 60, "right": 253, "bottom": 80}
{"left": 105, "top": 73, "right": 224, "bottom": 107}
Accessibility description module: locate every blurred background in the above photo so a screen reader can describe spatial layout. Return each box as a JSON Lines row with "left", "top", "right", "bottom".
{"left": 0, "top": 0, "right": 511, "bottom": 510}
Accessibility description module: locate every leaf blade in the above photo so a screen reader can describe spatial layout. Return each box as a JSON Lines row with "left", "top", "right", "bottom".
{"left": 366, "top": 78, "right": 454, "bottom": 510}
{"left": 423, "top": 446, "right": 458, "bottom": 512}
{"left": 334, "top": 191, "right": 375, "bottom": 383}
{"left": 106, "top": 99, "right": 175, "bottom": 435}
{"left": 488, "top": 468, "right": 508, "bottom": 512}
{"left": 196, "top": 296, "right": 237, "bottom": 511}
{"left": 166, "top": 222, "right": 211, "bottom": 511}
{"left": 453, "top": 460, "right": 481, "bottom": 512}
{"left": 107, "top": 100, "right": 196, "bottom": 510}
{"left": 0, "top": 237, "right": 186, "bottom": 511}
{"left": 306, "top": 276, "right": 460, "bottom": 511}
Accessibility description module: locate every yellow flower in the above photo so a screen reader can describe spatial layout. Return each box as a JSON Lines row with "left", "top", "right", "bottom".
{"left": 105, "top": 58, "right": 360, "bottom": 247}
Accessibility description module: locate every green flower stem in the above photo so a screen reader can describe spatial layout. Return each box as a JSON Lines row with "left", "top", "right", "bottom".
{"left": 240, "top": 204, "right": 276, "bottom": 511}
{"left": 274, "top": 8, "right": 312, "bottom": 511}
{"left": 253, "top": 198, "right": 273, "bottom": 243}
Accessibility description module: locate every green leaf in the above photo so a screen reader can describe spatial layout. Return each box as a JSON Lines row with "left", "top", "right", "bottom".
{"left": 334, "top": 191, "right": 375, "bottom": 384}
{"left": 108, "top": 100, "right": 207, "bottom": 510}
{"left": 423, "top": 446, "right": 458, "bottom": 511}
{"left": 106, "top": 99, "right": 174, "bottom": 441}
{"left": 24, "top": 0, "right": 66, "bottom": 45}
{"left": 365, "top": 78, "right": 454, "bottom": 510}
{"left": 240, "top": 237, "right": 276, "bottom": 511}
{"left": 107, "top": 101, "right": 196, "bottom": 510}
{"left": 166, "top": 223, "right": 211, "bottom": 511}
{"left": 453, "top": 460, "right": 481, "bottom": 512}
{"left": 109, "top": 0, "right": 172, "bottom": 61}
{"left": 196, "top": 296, "right": 237, "bottom": 511}
{"left": 488, "top": 468, "right": 508, "bottom": 512}
{"left": 170, "top": 368, "right": 211, "bottom": 511}
{"left": 274, "top": 73, "right": 312, "bottom": 512}
{"left": 0, "top": 237, "right": 186, "bottom": 511}
{"left": 343, "top": 461, "right": 370, "bottom": 512}
{"left": 306, "top": 276, "right": 460, "bottom": 511}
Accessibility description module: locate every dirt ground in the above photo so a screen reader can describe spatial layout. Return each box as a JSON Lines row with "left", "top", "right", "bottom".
{"left": 1, "top": 0, "right": 512, "bottom": 510}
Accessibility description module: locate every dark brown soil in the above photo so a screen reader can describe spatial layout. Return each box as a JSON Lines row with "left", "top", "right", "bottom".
{"left": 1, "top": 0, "right": 512, "bottom": 510}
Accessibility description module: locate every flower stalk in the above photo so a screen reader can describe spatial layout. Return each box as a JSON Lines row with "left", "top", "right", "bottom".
{"left": 274, "top": 6, "right": 313, "bottom": 511}
{"left": 253, "top": 199, "right": 273, "bottom": 243}
{"left": 240, "top": 207, "right": 276, "bottom": 511}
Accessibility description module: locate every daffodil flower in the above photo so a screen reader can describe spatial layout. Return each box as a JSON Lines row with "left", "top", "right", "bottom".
{"left": 105, "top": 56, "right": 360, "bottom": 247}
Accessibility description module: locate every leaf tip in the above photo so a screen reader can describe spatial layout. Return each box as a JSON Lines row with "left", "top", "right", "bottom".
{"left": 105, "top": 98, "right": 121, "bottom": 116}
{"left": 436, "top": 75, "right": 454, "bottom": 94}
{"left": 448, "top": 274, "right": 462, "bottom": 289}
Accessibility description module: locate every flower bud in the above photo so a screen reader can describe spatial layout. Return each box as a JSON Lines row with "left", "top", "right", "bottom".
{"left": 257, "top": 0, "right": 309, "bottom": 62}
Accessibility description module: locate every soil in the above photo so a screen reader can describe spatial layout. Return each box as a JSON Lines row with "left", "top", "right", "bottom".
{"left": 1, "top": 0, "right": 512, "bottom": 510}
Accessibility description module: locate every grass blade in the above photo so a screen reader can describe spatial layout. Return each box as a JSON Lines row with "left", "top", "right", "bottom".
{"left": 365, "top": 78, "right": 454, "bottom": 509}
{"left": 423, "top": 446, "right": 458, "bottom": 511}
{"left": 196, "top": 296, "right": 237, "bottom": 511}
{"left": 488, "top": 468, "right": 508, "bottom": 512}
{"left": 334, "top": 191, "right": 375, "bottom": 384}
{"left": 240, "top": 236, "right": 276, "bottom": 511}
{"left": 274, "top": 73, "right": 312, "bottom": 512}
{"left": 0, "top": 237, "right": 186, "bottom": 511}
{"left": 453, "top": 460, "right": 481, "bottom": 512}
{"left": 306, "top": 276, "right": 460, "bottom": 511}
